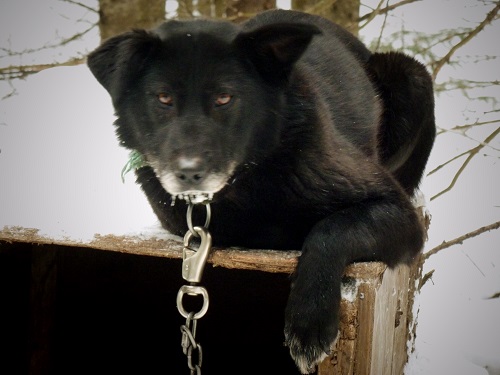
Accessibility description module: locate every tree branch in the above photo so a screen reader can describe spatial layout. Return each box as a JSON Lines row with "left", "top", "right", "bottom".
{"left": 436, "top": 119, "right": 500, "bottom": 136}
{"left": 373, "top": 0, "right": 391, "bottom": 51}
{"left": 430, "top": 126, "right": 500, "bottom": 200}
{"left": 432, "top": 1, "right": 500, "bottom": 80}
{"left": 0, "top": 58, "right": 85, "bottom": 80}
{"left": 486, "top": 291, "right": 500, "bottom": 300}
{"left": 0, "top": 22, "right": 96, "bottom": 58}
{"left": 423, "top": 221, "right": 500, "bottom": 260}
{"left": 359, "top": 0, "right": 421, "bottom": 24}
{"left": 59, "top": 0, "right": 98, "bottom": 13}
{"left": 434, "top": 78, "right": 500, "bottom": 95}
{"left": 359, "top": 0, "right": 385, "bottom": 29}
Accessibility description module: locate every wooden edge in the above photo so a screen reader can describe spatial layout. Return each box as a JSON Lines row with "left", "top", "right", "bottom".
{"left": 0, "top": 225, "right": 384, "bottom": 275}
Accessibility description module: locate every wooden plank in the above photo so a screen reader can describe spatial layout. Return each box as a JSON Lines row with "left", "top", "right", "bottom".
{"left": 391, "top": 265, "right": 413, "bottom": 375}
{"left": 355, "top": 281, "right": 376, "bottom": 374}
{"left": 317, "top": 262, "right": 419, "bottom": 375}
{"left": 370, "top": 266, "right": 400, "bottom": 374}
{"left": 0, "top": 225, "right": 382, "bottom": 276}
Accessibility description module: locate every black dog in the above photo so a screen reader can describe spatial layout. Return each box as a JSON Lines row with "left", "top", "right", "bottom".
{"left": 88, "top": 9, "right": 435, "bottom": 373}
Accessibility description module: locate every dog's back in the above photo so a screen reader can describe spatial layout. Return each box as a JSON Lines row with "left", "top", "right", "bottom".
{"left": 242, "top": 10, "right": 435, "bottom": 192}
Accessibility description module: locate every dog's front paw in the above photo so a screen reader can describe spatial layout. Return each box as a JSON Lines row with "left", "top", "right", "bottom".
{"left": 284, "top": 297, "right": 339, "bottom": 374}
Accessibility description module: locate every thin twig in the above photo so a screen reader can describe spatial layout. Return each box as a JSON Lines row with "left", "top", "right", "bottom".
{"left": 418, "top": 269, "right": 434, "bottom": 290}
{"left": 0, "top": 22, "right": 96, "bottom": 58}
{"left": 374, "top": 0, "right": 391, "bottom": 51}
{"left": 430, "top": 126, "right": 500, "bottom": 200}
{"left": 359, "top": 0, "right": 385, "bottom": 29}
{"left": 424, "top": 221, "right": 500, "bottom": 260}
{"left": 439, "top": 129, "right": 500, "bottom": 152}
{"left": 432, "top": 1, "right": 500, "bottom": 80}
{"left": 359, "top": 0, "right": 421, "bottom": 23}
{"left": 486, "top": 291, "right": 500, "bottom": 300}
{"left": 436, "top": 119, "right": 500, "bottom": 136}
{"left": 427, "top": 149, "right": 473, "bottom": 176}
{"left": 434, "top": 78, "right": 500, "bottom": 94}
{"left": 59, "top": 0, "right": 98, "bottom": 13}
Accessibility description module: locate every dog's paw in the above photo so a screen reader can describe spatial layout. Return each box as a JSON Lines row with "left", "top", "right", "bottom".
{"left": 285, "top": 332, "right": 332, "bottom": 374}
{"left": 284, "top": 300, "right": 339, "bottom": 374}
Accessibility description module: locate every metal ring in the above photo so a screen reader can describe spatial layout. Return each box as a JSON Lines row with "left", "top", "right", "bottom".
{"left": 176, "top": 285, "right": 209, "bottom": 319}
{"left": 187, "top": 203, "right": 211, "bottom": 236}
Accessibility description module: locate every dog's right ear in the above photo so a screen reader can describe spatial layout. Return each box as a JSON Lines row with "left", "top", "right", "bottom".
{"left": 233, "top": 23, "right": 321, "bottom": 84}
{"left": 87, "top": 30, "right": 160, "bottom": 100}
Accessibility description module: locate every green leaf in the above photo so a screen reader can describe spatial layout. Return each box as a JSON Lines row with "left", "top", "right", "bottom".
{"left": 121, "top": 150, "right": 147, "bottom": 183}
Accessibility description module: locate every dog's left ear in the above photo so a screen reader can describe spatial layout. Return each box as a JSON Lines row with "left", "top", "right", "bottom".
{"left": 234, "top": 23, "right": 321, "bottom": 83}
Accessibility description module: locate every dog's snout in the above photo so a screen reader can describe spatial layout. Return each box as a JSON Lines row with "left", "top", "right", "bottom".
{"left": 175, "top": 157, "right": 206, "bottom": 186}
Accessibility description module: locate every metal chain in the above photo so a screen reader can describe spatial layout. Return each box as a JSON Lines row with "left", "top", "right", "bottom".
{"left": 187, "top": 203, "right": 211, "bottom": 237}
{"left": 177, "top": 203, "right": 212, "bottom": 375}
{"left": 180, "top": 312, "right": 202, "bottom": 375}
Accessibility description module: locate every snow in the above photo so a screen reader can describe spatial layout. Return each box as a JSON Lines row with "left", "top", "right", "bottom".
{"left": 1, "top": 1, "right": 499, "bottom": 374}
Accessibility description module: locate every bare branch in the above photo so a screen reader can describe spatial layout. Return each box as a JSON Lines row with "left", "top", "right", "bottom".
{"left": 427, "top": 149, "right": 474, "bottom": 176}
{"left": 434, "top": 78, "right": 500, "bottom": 95}
{"left": 58, "top": 0, "right": 98, "bottom": 13}
{"left": 430, "top": 126, "right": 500, "bottom": 200}
{"left": 486, "top": 108, "right": 500, "bottom": 115}
{"left": 359, "top": 0, "right": 421, "bottom": 24}
{"left": 373, "top": 0, "right": 391, "bottom": 51}
{"left": 0, "top": 58, "right": 85, "bottom": 80}
{"left": 359, "top": 0, "right": 385, "bottom": 29}
{"left": 439, "top": 130, "right": 500, "bottom": 152}
{"left": 436, "top": 119, "right": 500, "bottom": 136}
{"left": 0, "top": 22, "right": 96, "bottom": 59}
{"left": 418, "top": 269, "right": 435, "bottom": 290}
{"left": 486, "top": 291, "right": 500, "bottom": 300}
{"left": 424, "top": 221, "right": 500, "bottom": 260}
{"left": 432, "top": 1, "right": 500, "bottom": 80}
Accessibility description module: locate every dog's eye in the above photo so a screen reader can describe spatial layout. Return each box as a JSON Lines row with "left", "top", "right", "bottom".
{"left": 158, "top": 93, "right": 173, "bottom": 106}
{"left": 215, "top": 93, "right": 232, "bottom": 106}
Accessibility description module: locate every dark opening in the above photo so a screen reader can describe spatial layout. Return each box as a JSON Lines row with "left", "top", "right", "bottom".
{"left": 1, "top": 243, "right": 301, "bottom": 374}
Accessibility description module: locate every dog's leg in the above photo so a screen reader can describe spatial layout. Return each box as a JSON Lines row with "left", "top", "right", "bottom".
{"left": 284, "top": 196, "right": 424, "bottom": 373}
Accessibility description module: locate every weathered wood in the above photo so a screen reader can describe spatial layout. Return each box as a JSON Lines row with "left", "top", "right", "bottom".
{"left": 317, "top": 263, "right": 420, "bottom": 375}
{"left": 0, "top": 226, "right": 301, "bottom": 273}
{"left": 0, "top": 225, "right": 386, "bottom": 277}
{"left": 1, "top": 224, "right": 422, "bottom": 374}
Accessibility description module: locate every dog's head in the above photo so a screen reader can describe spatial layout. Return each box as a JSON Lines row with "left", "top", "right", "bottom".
{"left": 88, "top": 18, "right": 319, "bottom": 203}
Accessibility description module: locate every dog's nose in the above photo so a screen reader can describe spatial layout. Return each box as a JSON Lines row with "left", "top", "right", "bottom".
{"left": 175, "top": 157, "right": 206, "bottom": 186}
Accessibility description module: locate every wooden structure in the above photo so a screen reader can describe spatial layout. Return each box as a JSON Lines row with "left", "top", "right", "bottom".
{"left": 1, "top": 225, "right": 421, "bottom": 375}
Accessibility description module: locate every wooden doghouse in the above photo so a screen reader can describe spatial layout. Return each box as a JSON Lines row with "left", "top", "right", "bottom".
{"left": 0, "top": 226, "right": 422, "bottom": 374}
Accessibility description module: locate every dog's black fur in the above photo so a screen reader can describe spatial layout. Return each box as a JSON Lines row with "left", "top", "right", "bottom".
{"left": 88, "top": 9, "right": 435, "bottom": 373}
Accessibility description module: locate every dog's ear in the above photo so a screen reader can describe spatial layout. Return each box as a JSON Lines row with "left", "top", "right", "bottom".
{"left": 234, "top": 23, "right": 321, "bottom": 82}
{"left": 87, "top": 30, "right": 160, "bottom": 100}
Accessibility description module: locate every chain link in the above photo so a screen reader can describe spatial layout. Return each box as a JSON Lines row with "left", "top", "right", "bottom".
{"left": 180, "top": 312, "right": 202, "bottom": 375}
{"left": 177, "top": 202, "right": 212, "bottom": 375}
{"left": 187, "top": 203, "right": 211, "bottom": 237}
